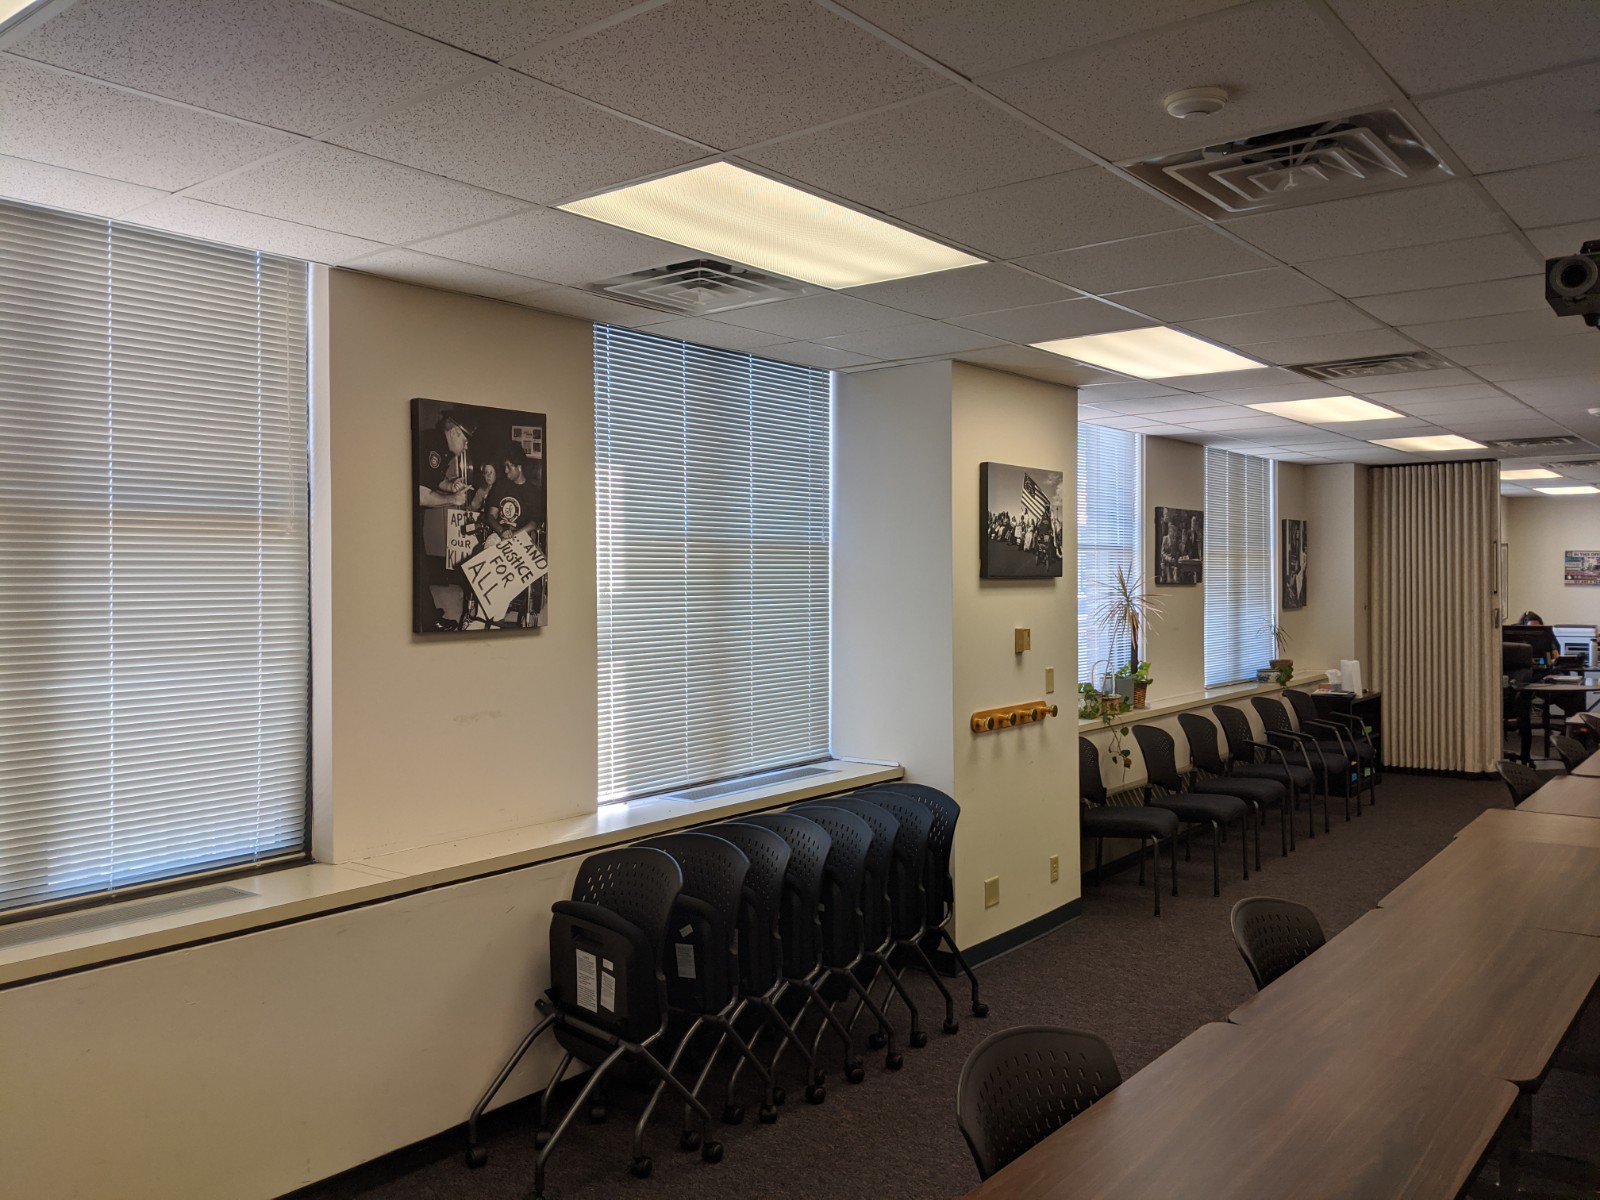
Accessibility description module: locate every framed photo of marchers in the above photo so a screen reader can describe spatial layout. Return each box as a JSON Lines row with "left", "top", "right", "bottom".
{"left": 980, "top": 461, "right": 1065, "bottom": 579}
{"left": 412, "top": 397, "right": 548, "bottom": 634}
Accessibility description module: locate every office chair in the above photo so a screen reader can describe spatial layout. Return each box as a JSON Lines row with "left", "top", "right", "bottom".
{"left": 956, "top": 1025, "right": 1121, "bottom": 1181}
{"left": 1079, "top": 736, "right": 1178, "bottom": 916}
{"left": 1229, "top": 897, "right": 1325, "bottom": 990}
{"left": 1214, "top": 704, "right": 1321, "bottom": 840}
{"left": 1496, "top": 758, "right": 1544, "bottom": 807}
{"left": 1580, "top": 712, "right": 1600, "bottom": 741}
{"left": 1553, "top": 734, "right": 1589, "bottom": 773}
{"left": 1250, "top": 696, "right": 1349, "bottom": 825}
{"left": 1282, "top": 689, "right": 1378, "bottom": 808}
{"left": 1132, "top": 724, "right": 1252, "bottom": 896}
{"left": 1177, "top": 711, "right": 1292, "bottom": 860}
{"left": 463, "top": 847, "right": 724, "bottom": 1195}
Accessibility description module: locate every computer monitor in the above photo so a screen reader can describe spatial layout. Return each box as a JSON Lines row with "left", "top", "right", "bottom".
{"left": 1552, "top": 625, "right": 1597, "bottom": 666}
{"left": 1502, "top": 624, "right": 1559, "bottom": 666}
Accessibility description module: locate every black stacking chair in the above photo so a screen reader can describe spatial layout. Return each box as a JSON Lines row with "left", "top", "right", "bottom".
{"left": 464, "top": 847, "right": 723, "bottom": 1195}
{"left": 1255, "top": 694, "right": 1361, "bottom": 822}
{"left": 1079, "top": 736, "right": 1178, "bottom": 916}
{"left": 792, "top": 805, "right": 905, "bottom": 1072}
{"left": 1283, "top": 689, "right": 1379, "bottom": 806}
{"left": 1132, "top": 724, "right": 1251, "bottom": 896}
{"left": 1579, "top": 712, "right": 1600, "bottom": 741}
{"left": 956, "top": 1026, "right": 1122, "bottom": 1181}
{"left": 1553, "top": 733, "right": 1589, "bottom": 772}
{"left": 1229, "top": 896, "right": 1326, "bottom": 990}
{"left": 737, "top": 812, "right": 867, "bottom": 1086}
{"left": 636, "top": 832, "right": 778, "bottom": 1142}
{"left": 1177, "top": 711, "right": 1292, "bottom": 861}
{"left": 1496, "top": 758, "right": 1544, "bottom": 806}
{"left": 859, "top": 782, "right": 989, "bottom": 1021}
{"left": 1213, "top": 704, "right": 1323, "bottom": 840}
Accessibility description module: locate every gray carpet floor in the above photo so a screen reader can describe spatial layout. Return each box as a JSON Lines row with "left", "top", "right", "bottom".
{"left": 292, "top": 772, "right": 1599, "bottom": 1200}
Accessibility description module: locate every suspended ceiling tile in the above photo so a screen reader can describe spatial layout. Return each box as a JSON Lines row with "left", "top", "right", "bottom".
{"left": 189, "top": 144, "right": 527, "bottom": 244}
{"left": 1342, "top": 367, "right": 1482, "bottom": 392}
{"left": 958, "top": 344, "right": 1128, "bottom": 386}
{"left": 1447, "top": 333, "right": 1600, "bottom": 368}
{"left": 949, "top": 296, "right": 1150, "bottom": 342}
{"left": 1222, "top": 182, "right": 1506, "bottom": 264}
{"left": 980, "top": 0, "right": 1388, "bottom": 162}
{"left": 1350, "top": 276, "right": 1546, "bottom": 326}
{"left": 843, "top": 262, "right": 1075, "bottom": 320}
{"left": 1158, "top": 365, "right": 1308, "bottom": 391}
{"left": 1108, "top": 268, "right": 1335, "bottom": 323}
{"left": 514, "top": 0, "right": 944, "bottom": 149}
{"left": 1324, "top": 0, "right": 1600, "bottom": 95}
{"left": 819, "top": 320, "right": 1004, "bottom": 360}
{"left": 1297, "top": 233, "right": 1543, "bottom": 297}
{"left": 410, "top": 206, "right": 690, "bottom": 285}
{"left": 339, "top": 0, "right": 646, "bottom": 62}
{"left": 632, "top": 317, "right": 793, "bottom": 352}
{"left": 1088, "top": 395, "right": 1216, "bottom": 415}
{"left": 1399, "top": 308, "right": 1587, "bottom": 350}
{"left": 1418, "top": 63, "right": 1600, "bottom": 175}
{"left": 9, "top": 0, "right": 480, "bottom": 137}
{"left": 332, "top": 72, "right": 705, "bottom": 206}
{"left": 1184, "top": 301, "right": 1380, "bottom": 348}
{"left": 1241, "top": 328, "right": 1417, "bottom": 367}
{"left": 343, "top": 247, "right": 557, "bottom": 299}
{"left": 710, "top": 292, "right": 922, "bottom": 339}
{"left": 1527, "top": 222, "right": 1600, "bottom": 258}
{"left": 1200, "top": 381, "right": 1364, "bottom": 406}
{"left": 1481, "top": 153, "right": 1600, "bottom": 231}
{"left": 1499, "top": 377, "right": 1600, "bottom": 407}
{"left": 0, "top": 58, "right": 300, "bottom": 190}
{"left": 1475, "top": 359, "right": 1600, "bottom": 383}
{"left": 506, "top": 284, "right": 675, "bottom": 325}
{"left": 1364, "top": 384, "right": 1506, "bottom": 407}
{"left": 1074, "top": 381, "right": 1191, "bottom": 402}
{"left": 126, "top": 197, "right": 386, "bottom": 264}
{"left": 893, "top": 168, "right": 1191, "bottom": 260}
{"left": 1018, "top": 226, "right": 1272, "bottom": 295}
{"left": 744, "top": 89, "right": 1085, "bottom": 212}
{"left": 0, "top": 155, "right": 165, "bottom": 218}
{"left": 759, "top": 341, "right": 879, "bottom": 370}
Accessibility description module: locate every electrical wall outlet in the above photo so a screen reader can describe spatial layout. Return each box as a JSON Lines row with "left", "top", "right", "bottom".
{"left": 1050, "top": 854, "right": 1060, "bottom": 883}
{"left": 984, "top": 876, "right": 1000, "bottom": 908}
{"left": 1045, "top": 667, "right": 1055, "bottom": 694}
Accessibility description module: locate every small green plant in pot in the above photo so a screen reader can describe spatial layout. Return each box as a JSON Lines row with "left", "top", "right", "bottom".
{"left": 1093, "top": 564, "right": 1163, "bottom": 709}
{"left": 1263, "top": 622, "right": 1294, "bottom": 686}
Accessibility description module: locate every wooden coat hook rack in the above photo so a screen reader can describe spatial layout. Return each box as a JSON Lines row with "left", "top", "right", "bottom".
{"left": 971, "top": 700, "right": 1059, "bottom": 733}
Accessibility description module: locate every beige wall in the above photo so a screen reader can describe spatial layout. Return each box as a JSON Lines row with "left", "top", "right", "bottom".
{"left": 1505, "top": 493, "right": 1600, "bottom": 628}
{"left": 1279, "top": 462, "right": 1370, "bottom": 676}
{"left": 1140, "top": 436, "right": 1206, "bottom": 703}
{"left": 325, "top": 272, "right": 598, "bottom": 861}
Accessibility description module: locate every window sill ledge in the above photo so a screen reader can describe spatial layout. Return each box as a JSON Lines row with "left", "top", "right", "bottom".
{"left": 0, "top": 758, "right": 901, "bottom": 989}
{"left": 1074, "top": 672, "right": 1330, "bottom": 731}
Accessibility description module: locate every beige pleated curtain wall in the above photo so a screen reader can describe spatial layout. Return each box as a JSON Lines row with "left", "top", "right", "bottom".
{"left": 1370, "top": 459, "right": 1501, "bottom": 773}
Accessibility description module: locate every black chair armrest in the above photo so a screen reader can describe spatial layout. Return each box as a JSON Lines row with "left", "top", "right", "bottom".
{"left": 1261, "top": 731, "right": 1315, "bottom": 770}
{"left": 1301, "top": 717, "right": 1354, "bottom": 754}
{"left": 1243, "top": 738, "right": 1294, "bottom": 773}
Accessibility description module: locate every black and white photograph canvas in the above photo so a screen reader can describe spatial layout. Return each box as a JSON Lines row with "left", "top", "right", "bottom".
{"left": 980, "top": 461, "right": 1065, "bottom": 579}
{"left": 412, "top": 397, "right": 548, "bottom": 634}
{"left": 1154, "top": 506, "right": 1204, "bottom": 585}
{"left": 1283, "top": 518, "right": 1308, "bottom": 610}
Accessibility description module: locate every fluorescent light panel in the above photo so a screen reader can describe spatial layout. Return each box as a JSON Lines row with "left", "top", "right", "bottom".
{"left": 1248, "top": 395, "right": 1402, "bottom": 423}
{"left": 1032, "top": 326, "right": 1267, "bottom": 380}
{"left": 1536, "top": 485, "right": 1600, "bottom": 495}
{"left": 1369, "top": 434, "right": 1486, "bottom": 452}
{"left": 558, "top": 162, "right": 982, "bottom": 290}
{"left": 1500, "top": 468, "right": 1561, "bottom": 480}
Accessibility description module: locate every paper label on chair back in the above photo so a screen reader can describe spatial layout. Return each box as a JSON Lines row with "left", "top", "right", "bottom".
{"left": 575, "top": 949, "right": 598, "bottom": 1011}
{"left": 675, "top": 942, "right": 698, "bottom": 980}
{"left": 599, "top": 967, "right": 616, "bottom": 1012}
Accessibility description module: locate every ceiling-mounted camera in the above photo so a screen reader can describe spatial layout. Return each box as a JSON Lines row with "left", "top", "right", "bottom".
{"left": 1546, "top": 239, "right": 1600, "bottom": 328}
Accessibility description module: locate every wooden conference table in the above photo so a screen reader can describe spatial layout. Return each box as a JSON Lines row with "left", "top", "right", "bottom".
{"left": 1573, "top": 749, "right": 1600, "bottom": 778}
{"left": 1516, "top": 770, "right": 1600, "bottom": 819}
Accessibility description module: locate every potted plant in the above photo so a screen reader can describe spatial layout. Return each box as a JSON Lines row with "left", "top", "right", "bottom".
{"left": 1093, "top": 564, "right": 1163, "bottom": 709}
{"left": 1076, "top": 680, "right": 1104, "bottom": 721}
{"left": 1263, "top": 622, "right": 1294, "bottom": 686}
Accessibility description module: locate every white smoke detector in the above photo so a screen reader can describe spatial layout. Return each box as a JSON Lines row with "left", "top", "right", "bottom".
{"left": 1163, "top": 87, "right": 1229, "bottom": 119}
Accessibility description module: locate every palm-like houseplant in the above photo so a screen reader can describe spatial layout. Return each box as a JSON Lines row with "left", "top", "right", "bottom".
{"left": 1092, "top": 564, "right": 1164, "bottom": 709}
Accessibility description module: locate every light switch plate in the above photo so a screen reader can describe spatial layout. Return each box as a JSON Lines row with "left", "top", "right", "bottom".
{"left": 984, "top": 876, "right": 1000, "bottom": 908}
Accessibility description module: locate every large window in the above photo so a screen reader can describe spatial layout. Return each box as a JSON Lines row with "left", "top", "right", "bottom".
{"left": 0, "top": 199, "right": 310, "bottom": 917}
{"left": 1077, "top": 424, "right": 1141, "bottom": 683}
{"left": 594, "top": 326, "right": 830, "bottom": 803}
{"left": 1204, "top": 447, "right": 1275, "bottom": 686}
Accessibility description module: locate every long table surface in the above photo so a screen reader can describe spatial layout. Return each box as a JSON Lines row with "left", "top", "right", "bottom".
{"left": 1518, "top": 771, "right": 1600, "bottom": 818}
{"left": 1574, "top": 749, "right": 1600, "bottom": 778}
{"left": 1454, "top": 805, "right": 1600, "bottom": 847}
{"left": 1229, "top": 907, "right": 1600, "bottom": 1088}
{"left": 961, "top": 1022, "right": 1516, "bottom": 1200}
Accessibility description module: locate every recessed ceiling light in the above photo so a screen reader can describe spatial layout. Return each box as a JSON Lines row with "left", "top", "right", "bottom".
{"left": 1535, "top": 485, "right": 1600, "bottom": 495}
{"left": 558, "top": 162, "right": 982, "bottom": 290}
{"left": 1248, "top": 395, "right": 1402, "bottom": 423}
{"left": 1369, "top": 434, "right": 1486, "bottom": 452}
{"left": 1500, "top": 468, "right": 1562, "bottom": 480}
{"left": 1032, "top": 327, "right": 1267, "bottom": 380}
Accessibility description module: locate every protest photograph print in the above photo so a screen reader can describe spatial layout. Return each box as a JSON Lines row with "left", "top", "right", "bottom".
{"left": 412, "top": 397, "right": 548, "bottom": 634}
{"left": 980, "top": 461, "right": 1065, "bottom": 579}
{"left": 1154, "top": 506, "right": 1203, "bottom": 585}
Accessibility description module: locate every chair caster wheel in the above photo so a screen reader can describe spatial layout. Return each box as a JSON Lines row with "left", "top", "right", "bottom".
{"left": 772, "top": 1087, "right": 787, "bottom": 1106}
{"left": 534, "top": 1129, "right": 551, "bottom": 1149}
{"left": 588, "top": 1104, "right": 608, "bottom": 1124}
{"left": 910, "top": 1030, "right": 928, "bottom": 1049}
{"left": 631, "top": 1156, "right": 653, "bottom": 1179}
{"left": 721, "top": 1104, "right": 744, "bottom": 1126}
{"left": 846, "top": 1063, "right": 866, "bottom": 1084}
{"left": 805, "top": 1084, "right": 826, "bottom": 1104}
{"left": 679, "top": 1130, "right": 701, "bottom": 1152}
{"left": 758, "top": 1103, "right": 779, "bottom": 1124}
{"left": 943, "top": 1019, "right": 960, "bottom": 1035}
{"left": 867, "top": 1031, "right": 886, "bottom": 1049}
{"left": 886, "top": 1051, "right": 904, "bottom": 1071}
{"left": 465, "top": 1145, "right": 488, "bottom": 1169}
{"left": 972, "top": 1002, "right": 989, "bottom": 1018}
{"left": 701, "top": 1141, "right": 724, "bottom": 1165}
{"left": 811, "top": 1069, "right": 826, "bottom": 1087}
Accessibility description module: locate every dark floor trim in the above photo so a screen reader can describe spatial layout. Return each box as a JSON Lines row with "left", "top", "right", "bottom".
{"left": 929, "top": 896, "right": 1081, "bottom": 973}
{"left": 1384, "top": 766, "right": 1495, "bottom": 781}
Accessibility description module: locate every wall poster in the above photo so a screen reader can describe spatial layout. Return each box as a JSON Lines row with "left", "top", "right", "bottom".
{"left": 1565, "top": 549, "right": 1600, "bottom": 585}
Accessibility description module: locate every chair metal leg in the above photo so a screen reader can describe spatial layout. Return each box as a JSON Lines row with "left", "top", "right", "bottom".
{"left": 466, "top": 1011, "right": 557, "bottom": 1157}
{"left": 1211, "top": 819, "right": 1221, "bottom": 897}
{"left": 1094, "top": 836, "right": 1104, "bottom": 885}
{"left": 534, "top": 1043, "right": 628, "bottom": 1199}
{"left": 636, "top": 1015, "right": 703, "bottom": 1153}
{"left": 1241, "top": 811, "right": 1252, "bottom": 881}
{"left": 905, "top": 937, "right": 959, "bottom": 1033}
{"left": 631, "top": 1045, "right": 719, "bottom": 1167}
{"left": 867, "top": 948, "right": 923, "bottom": 1045}
{"left": 935, "top": 926, "right": 987, "bottom": 1017}
{"left": 1169, "top": 832, "right": 1179, "bottom": 897}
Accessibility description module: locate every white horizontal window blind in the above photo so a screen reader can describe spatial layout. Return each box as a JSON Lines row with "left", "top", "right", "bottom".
{"left": 595, "top": 326, "right": 830, "bottom": 804}
{"left": 1204, "top": 447, "right": 1274, "bottom": 686}
{"left": 0, "top": 199, "right": 309, "bottom": 917}
{"left": 1077, "top": 424, "right": 1140, "bottom": 684}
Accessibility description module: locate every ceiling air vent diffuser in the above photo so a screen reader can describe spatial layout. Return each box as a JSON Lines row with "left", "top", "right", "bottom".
{"left": 1292, "top": 350, "right": 1449, "bottom": 382}
{"left": 1487, "top": 435, "right": 1585, "bottom": 451}
{"left": 1125, "top": 109, "right": 1453, "bottom": 218}
{"left": 583, "top": 259, "right": 817, "bottom": 317}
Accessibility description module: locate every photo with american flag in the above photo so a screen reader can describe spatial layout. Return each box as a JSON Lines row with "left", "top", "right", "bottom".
{"left": 980, "top": 461, "right": 1065, "bottom": 579}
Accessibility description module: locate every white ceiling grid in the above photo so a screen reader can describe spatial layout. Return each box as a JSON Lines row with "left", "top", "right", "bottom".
{"left": 1, "top": 0, "right": 1598, "bottom": 490}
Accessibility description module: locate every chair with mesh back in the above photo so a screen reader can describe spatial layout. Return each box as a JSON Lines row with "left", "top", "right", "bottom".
{"left": 1079, "top": 736, "right": 1178, "bottom": 916}
{"left": 1497, "top": 758, "right": 1544, "bottom": 806}
{"left": 1282, "top": 688, "right": 1379, "bottom": 809}
{"left": 464, "top": 847, "right": 724, "bottom": 1195}
{"left": 1132, "top": 724, "right": 1251, "bottom": 896}
{"left": 1178, "top": 711, "right": 1292, "bottom": 860}
{"left": 1229, "top": 896, "right": 1326, "bottom": 990}
{"left": 1553, "top": 734, "right": 1589, "bottom": 772}
{"left": 1214, "top": 704, "right": 1321, "bottom": 841}
{"left": 956, "top": 1026, "right": 1122, "bottom": 1181}
{"left": 1251, "top": 695, "right": 1350, "bottom": 825}
{"left": 1579, "top": 712, "right": 1600, "bottom": 741}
